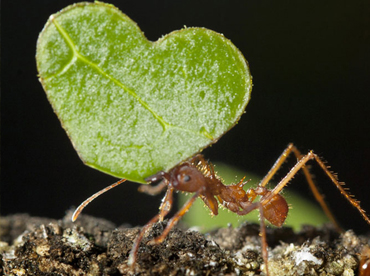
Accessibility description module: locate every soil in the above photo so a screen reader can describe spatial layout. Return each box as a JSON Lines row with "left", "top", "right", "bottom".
{"left": 1, "top": 212, "right": 369, "bottom": 275}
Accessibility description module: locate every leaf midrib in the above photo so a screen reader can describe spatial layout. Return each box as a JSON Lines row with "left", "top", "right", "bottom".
{"left": 47, "top": 16, "right": 213, "bottom": 141}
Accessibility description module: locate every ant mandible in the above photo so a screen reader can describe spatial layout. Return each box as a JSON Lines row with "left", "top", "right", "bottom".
{"left": 72, "top": 143, "right": 370, "bottom": 275}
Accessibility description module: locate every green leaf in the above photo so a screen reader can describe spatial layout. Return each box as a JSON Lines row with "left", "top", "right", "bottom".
{"left": 179, "top": 163, "right": 328, "bottom": 231}
{"left": 36, "top": 2, "right": 252, "bottom": 183}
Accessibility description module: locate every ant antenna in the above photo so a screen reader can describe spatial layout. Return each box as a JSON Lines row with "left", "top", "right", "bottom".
{"left": 71, "top": 178, "right": 127, "bottom": 221}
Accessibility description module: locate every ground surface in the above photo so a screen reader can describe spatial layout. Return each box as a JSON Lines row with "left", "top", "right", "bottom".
{"left": 1, "top": 212, "right": 369, "bottom": 275}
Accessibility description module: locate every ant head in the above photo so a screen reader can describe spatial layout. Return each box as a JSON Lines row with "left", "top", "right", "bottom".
{"left": 170, "top": 162, "right": 207, "bottom": 192}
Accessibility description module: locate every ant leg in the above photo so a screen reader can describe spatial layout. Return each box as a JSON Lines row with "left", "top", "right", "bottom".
{"left": 128, "top": 187, "right": 174, "bottom": 267}
{"left": 149, "top": 191, "right": 200, "bottom": 245}
{"left": 138, "top": 180, "right": 167, "bottom": 196}
{"left": 258, "top": 202, "right": 270, "bottom": 276}
{"left": 288, "top": 146, "right": 342, "bottom": 232}
{"left": 238, "top": 201, "right": 270, "bottom": 275}
{"left": 259, "top": 143, "right": 297, "bottom": 187}
{"left": 261, "top": 151, "right": 370, "bottom": 230}
{"left": 259, "top": 144, "right": 341, "bottom": 231}
{"left": 138, "top": 171, "right": 171, "bottom": 196}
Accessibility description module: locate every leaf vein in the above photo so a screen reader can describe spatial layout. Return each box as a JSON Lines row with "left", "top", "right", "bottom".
{"left": 51, "top": 16, "right": 169, "bottom": 131}
{"left": 50, "top": 16, "right": 212, "bottom": 141}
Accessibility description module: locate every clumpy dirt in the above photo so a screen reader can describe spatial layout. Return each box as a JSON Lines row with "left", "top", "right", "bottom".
{"left": 1, "top": 212, "right": 369, "bottom": 275}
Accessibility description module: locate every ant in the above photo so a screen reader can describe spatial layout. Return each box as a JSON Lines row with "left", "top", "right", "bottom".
{"left": 72, "top": 143, "right": 370, "bottom": 275}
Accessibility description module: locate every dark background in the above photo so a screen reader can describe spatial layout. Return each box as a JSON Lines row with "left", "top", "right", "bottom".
{"left": 2, "top": 1, "right": 370, "bottom": 233}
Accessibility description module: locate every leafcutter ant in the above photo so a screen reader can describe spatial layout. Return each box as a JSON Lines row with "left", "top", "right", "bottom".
{"left": 72, "top": 143, "right": 370, "bottom": 275}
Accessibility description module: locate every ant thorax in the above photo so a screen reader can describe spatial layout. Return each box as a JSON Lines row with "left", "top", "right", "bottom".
{"left": 168, "top": 155, "right": 289, "bottom": 227}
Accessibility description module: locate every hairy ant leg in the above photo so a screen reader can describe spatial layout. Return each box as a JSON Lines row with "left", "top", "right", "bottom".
{"left": 129, "top": 155, "right": 219, "bottom": 266}
{"left": 138, "top": 180, "right": 167, "bottom": 195}
{"left": 231, "top": 148, "right": 370, "bottom": 275}
{"left": 261, "top": 150, "right": 370, "bottom": 226}
{"left": 259, "top": 143, "right": 342, "bottom": 231}
{"left": 148, "top": 191, "right": 200, "bottom": 245}
{"left": 138, "top": 170, "right": 171, "bottom": 195}
{"left": 138, "top": 173, "right": 168, "bottom": 196}
{"left": 71, "top": 178, "right": 127, "bottom": 222}
{"left": 234, "top": 198, "right": 271, "bottom": 275}
{"left": 258, "top": 203, "right": 269, "bottom": 276}
{"left": 229, "top": 198, "right": 270, "bottom": 274}
{"left": 128, "top": 185, "right": 174, "bottom": 266}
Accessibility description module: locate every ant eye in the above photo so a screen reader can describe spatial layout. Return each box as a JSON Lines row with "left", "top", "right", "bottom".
{"left": 183, "top": 175, "right": 191, "bottom": 182}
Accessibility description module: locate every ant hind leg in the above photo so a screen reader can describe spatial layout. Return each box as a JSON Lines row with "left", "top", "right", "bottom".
{"left": 258, "top": 203, "right": 270, "bottom": 276}
{"left": 259, "top": 144, "right": 342, "bottom": 231}
{"left": 261, "top": 151, "right": 370, "bottom": 231}
{"left": 259, "top": 143, "right": 298, "bottom": 188}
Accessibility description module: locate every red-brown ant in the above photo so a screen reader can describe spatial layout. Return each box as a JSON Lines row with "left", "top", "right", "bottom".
{"left": 72, "top": 143, "right": 370, "bottom": 275}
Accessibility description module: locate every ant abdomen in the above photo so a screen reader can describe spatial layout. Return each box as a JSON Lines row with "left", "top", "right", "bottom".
{"left": 261, "top": 193, "right": 288, "bottom": 227}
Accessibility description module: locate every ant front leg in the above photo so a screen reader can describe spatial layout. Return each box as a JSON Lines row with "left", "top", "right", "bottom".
{"left": 149, "top": 191, "right": 200, "bottom": 245}
{"left": 128, "top": 186, "right": 174, "bottom": 267}
{"left": 138, "top": 180, "right": 167, "bottom": 196}
{"left": 137, "top": 171, "right": 170, "bottom": 196}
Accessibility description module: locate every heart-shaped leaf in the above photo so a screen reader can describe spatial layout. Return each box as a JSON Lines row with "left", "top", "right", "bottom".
{"left": 36, "top": 2, "right": 252, "bottom": 183}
